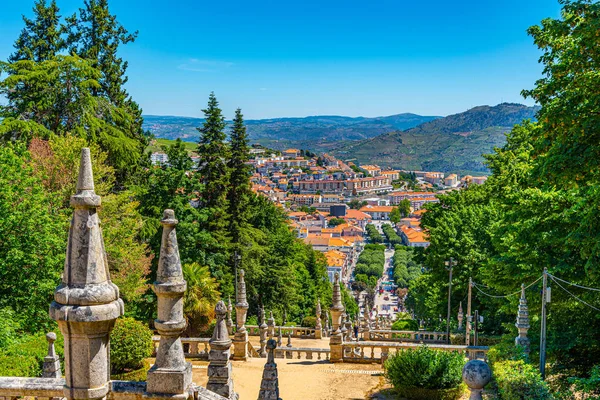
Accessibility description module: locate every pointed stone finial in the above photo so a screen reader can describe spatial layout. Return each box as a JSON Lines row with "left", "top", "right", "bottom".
{"left": 50, "top": 148, "right": 123, "bottom": 400}
{"left": 207, "top": 301, "right": 237, "bottom": 399}
{"left": 267, "top": 310, "right": 276, "bottom": 338}
{"left": 329, "top": 273, "right": 345, "bottom": 362}
{"left": 258, "top": 339, "right": 282, "bottom": 400}
{"left": 277, "top": 326, "right": 283, "bottom": 347}
{"left": 287, "top": 331, "right": 292, "bottom": 347}
{"left": 315, "top": 299, "right": 323, "bottom": 339}
{"left": 233, "top": 269, "right": 249, "bottom": 361}
{"left": 458, "top": 302, "right": 464, "bottom": 330}
{"left": 147, "top": 209, "right": 192, "bottom": 395}
{"left": 259, "top": 307, "right": 268, "bottom": 358}
{"left": 42, "top": 332, "right": 61, "bottom": 378}
{"left": 226, "top": 296, "right": 234, "bottom": 335}
{"left": 515, "top": 283, "right": 530, "bottom": 353}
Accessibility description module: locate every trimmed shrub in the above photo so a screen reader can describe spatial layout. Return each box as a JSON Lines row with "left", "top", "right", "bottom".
{"left": 301, "top": 316, "right": 317, "bottom": 328}
{"left": 493, "top": 360, "right": 552, "bottom": 400}
{"left": 110, "top": 317, "right": 153, "bottom": 373}
{"left": 392, "top": 319, "right": 419, "bottom": 331}
{"left": 384, "top": 346, "right": 466, "bottom": 400}
{"left": 0, "top": 331, "right": 64, "bottom": 377}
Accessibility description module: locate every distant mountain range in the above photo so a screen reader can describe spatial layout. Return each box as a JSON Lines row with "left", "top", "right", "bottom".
{"left": 142, "top": 113, "right": 441, "bottom": 143}
{"left": 332, "top": 103, "right": 540, "bottom": 175}
{"left": 144, "top": 103, "right": 539, "bottom": 175}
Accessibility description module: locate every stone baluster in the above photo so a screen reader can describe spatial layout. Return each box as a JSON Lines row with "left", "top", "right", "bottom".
{"left": 226, "top": 296, "right": 234, "bottom": 336}
{"left": 233, "top": 269, "right": 249, "bottom": 361}
{"left": 258, "top": 340, "right": 282, "bottom": 400}
{"left": 49, "top": 148, "right": 124, "bottom": 400}
{"left": 285, "top": 332, "right": 293, "bottom": 359}
{"left": 147, "top": 209, "right": 192, "bottom": 396}
{"left": 277, "top": 327, "right": 283, "bottom": 347}
{"left": 340, "top": 313, "right": 348, "bottom": 341}
{"left": 42, "top": 332, "right": 61, "bottom": 378}
{"left": 259, "top": 307, "right": 268, "bottom": 358}
{"left": 458, "top": 301, "right": 464, "bottom": 330}
{"left": 462, "top": 360, "right": 491, "bottom": 400}
{"left": 315, "top": 299, "right": 323, "bottom": 339}
{"left": 207, "top": 301, "right": 238, "bottom": 399}
{"left": 515, "top": 283, "right": 531, "bottom": 354}
{"left": 329, "top": 273, "right": 345, "bottom": 363}
{"left": 267, "top": 311, "right": 275, "bottom": 338}
{"left": 362, "top": 315, "right": 371, "bottom": 340}
{"left": 344, "top": 314, "right": 353, "bottom": 341}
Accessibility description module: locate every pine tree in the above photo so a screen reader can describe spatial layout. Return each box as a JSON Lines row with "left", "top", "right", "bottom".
{"left": 197, "top": 92, "right": 230, "bottom": 210}
{"left": 65, "top": 0, "right": 137, "bottom": 105}
{"left": 227, "top": 108, "right": 252, "bottom": 246}
{"left": 9, "top": 0, "right": 65, "bottom": 63}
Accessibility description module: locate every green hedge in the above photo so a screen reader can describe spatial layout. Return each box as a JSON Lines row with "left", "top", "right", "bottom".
{"left": 110, "top": 317, "right": 154, "bottom": 374}
{"left": 382, "top": 224, "right": 403, "bottom": 245}
{"left": 365, "top": 224, "right": 384, "bottom": 243}
{"left": 0, "top": 331, "right": 64, "bottom": 377}
{"left": 355, "top": 244, "right": 385, "bottom": 279}
{"left": 493, "top": 360, "right": 552, "bottom": 400}
{"left": 384, "top": 346, "right": 465, "bottom": 400}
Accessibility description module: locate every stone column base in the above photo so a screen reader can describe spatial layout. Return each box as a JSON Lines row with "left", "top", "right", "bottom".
{"left": 146, "top": 362, "right": 192, "bottom": 395}
{"left": 232, "top": 335, "right": 248, "bottom": 361}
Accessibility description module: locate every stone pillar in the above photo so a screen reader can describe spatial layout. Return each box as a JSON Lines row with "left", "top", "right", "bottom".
{"left": 458, "top": 302, "right": 464, "bottom": 330}
{"left": 42, "top": 332, "right": 61, "bottom": 378}
{"left": 258, "top": 339, "right": 282, "bottom": 400}
{"left": 515, "top": 284, "right": 530, "bottom": 353}
{"left": 267, "top": 311, "right": 276, "bottom": 338}
{"left": 344, "top": 314, "right": 353, "bottom": 341}
{"left": 340, "top": 313, "right": 348, "bottom": 341}
{"left": 259, "top": 307, "right": 268, "bottom": 358}
{"left": 147, "top": 209, "right": 192, "bottom": 396}
{"left": 207, "top": 301, "right": 238, "bottom": 399}
{"left": 462, "top": 360, "right": 491, "bottom": 400}
{"left": 315, "top": 299, "right": 323, "bottom": 339}
{"left": 226, "top": 296, "right": 234, "bottom": 336}
{"left": 324, "top": 311, "right": 330, "bottom": 338}
{"left": 362, "top": 316, "right": 371, "bottom": 341}
{"left": 329, "top": 273, "right": 345, "bottom": 363}
{"left": 50, "top": 148, "right": 124, "bottom": 400}
{"left": 277, "top": 327, "right": 283, "bottom": 347}
{"left": 285, "top": 332, "right": 292, "bottom": 359}
{"left": 233, "top": 269, "right": 249, "bottom": 361}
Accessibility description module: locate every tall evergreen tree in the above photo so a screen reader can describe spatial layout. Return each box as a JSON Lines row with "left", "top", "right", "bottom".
{"left": 64, "top": 0, "right": 146, "bottom": 181}
{"left": 65, "top": 0, "right": 137, "bottom": 105}
{"left": 227, "top": 108, "right": 252, "bottom": 246}
{"left": 9, "top": 0, "right": 65, "bottom": 63}
{"left": 197, "top": 92, "right": 230, "bottom": 210}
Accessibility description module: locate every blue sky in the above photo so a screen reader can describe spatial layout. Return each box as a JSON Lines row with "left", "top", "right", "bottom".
{"left": 0, "top": 0, "right": 561, "bottom": 119}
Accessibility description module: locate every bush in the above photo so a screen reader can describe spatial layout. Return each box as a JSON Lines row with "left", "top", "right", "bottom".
{"left": 450, "top": 334, "right": 503, "bottom": 347}
{"left": 301, "top": 316, "right": 317, "bottom": 328}
{"left": 486, "top": 340, "right": 528, "bottom": 365}
{"left": 0, "top": 331, "right": 64, "bottom": 377}
{"left": 110, "top": 317, "right": 153, "bottom": 373}
{"left": 493, "top": 360, "right": 552, "bottom": 400}
{"left": 392, "top": 319, "right": 419, "bottom": 331}
{"left": 365, "top": 224, "right": 384, "bottom": 243}
{"left": 385, "top": 346, "right": 466, "bottom": 400}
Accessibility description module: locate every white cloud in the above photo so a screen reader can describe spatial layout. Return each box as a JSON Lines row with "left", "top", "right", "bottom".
{"left": 177, "top": 59, "right": 234, "bottom": 72}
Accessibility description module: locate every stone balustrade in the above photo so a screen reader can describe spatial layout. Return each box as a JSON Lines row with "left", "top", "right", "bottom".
{"left": 152, "top": 336, "right": 212, "bottom": 359}
{"left": 342, "top": 342, "right": 489, "bottom": 364}
{"left": 274, "top": 347, "right": 330, "bottom": 361}
{"left": 246, "top": 325, "right": 318, "bottom": 339}
{"left": 366, "top": 330, "right": 449, "bottom": 343}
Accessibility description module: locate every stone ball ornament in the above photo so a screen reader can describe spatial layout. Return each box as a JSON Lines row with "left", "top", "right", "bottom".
{"left": 462, "top": 359, "right": 491, "bottom": 400}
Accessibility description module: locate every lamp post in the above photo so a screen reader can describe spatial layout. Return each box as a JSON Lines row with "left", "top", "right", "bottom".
{"left": 444, "top": 258, "right": 457, "bottom": 344}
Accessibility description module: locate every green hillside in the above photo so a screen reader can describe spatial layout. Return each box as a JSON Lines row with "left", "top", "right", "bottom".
{"left": 332, "top": 103, "right": 539, "bottom": 175}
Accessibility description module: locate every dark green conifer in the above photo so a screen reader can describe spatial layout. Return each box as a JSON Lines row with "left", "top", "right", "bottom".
{"left": 9, "top": 0, "right": 65, "bottom": 63}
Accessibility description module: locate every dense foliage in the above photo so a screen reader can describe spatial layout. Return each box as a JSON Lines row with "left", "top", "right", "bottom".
{"left": 392, "top": 246, "right": 422, "bottom": 289}
{"left": 384, "top": 346, "right": 465, "bottom": 400}
{"left": 365, "top": 223, "right": 384, "bottom": 243}
{"left": 354, "top": 244, "right": 385, "bottom": 279}
{"left": 493, "top": 360, "right": 552, "bottom": 400}
{"left": 110, "top": 317, "right": 154, "bottom": 373}
{"left": 411, "top": 0, "right": 600, "bottom": 378}
{"left": 382, "top": 224, "right": 403, "bottom": 245}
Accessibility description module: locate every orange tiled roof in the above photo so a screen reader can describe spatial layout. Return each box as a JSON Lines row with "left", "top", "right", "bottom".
{"left": 360, "top": 205, "right": 395, "bottom": 213}
{"left": 345, "top": 209, "right": 372, "bottom": 220}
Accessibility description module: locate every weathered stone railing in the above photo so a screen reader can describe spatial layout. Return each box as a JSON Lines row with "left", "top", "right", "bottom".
{"left": 274, "top": 347, "right": 330, "bottom": 361}
{"left": 342, "top": 341, "right": 489, "bottom": 364}
{"left": 152, "top": 336, "right": 211, "bottom": 359}
{"left": 366, "top": 330, "right": 449, "bottom": 343}
{"left": 246, "top": 325, "right": 318, "bottom": 338}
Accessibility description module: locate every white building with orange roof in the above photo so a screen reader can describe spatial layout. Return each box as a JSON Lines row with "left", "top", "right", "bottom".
{"left": 388, "top": 191, "right": 437, "bottom": 204}
{"left": 344, "top": 209, "right": 372, "bottom": 229}
{"left": 283, "top": 148, "right": 301, "bottom": 158}
{"left": 361, "top": 165, "right": 382, "bottom": 176}
{"left": 381, "top": 170, "right": 400, "bottom": 181}
{"left": 399, "top": 225, "right": 430, "bottom": 248}
{"left": 324, "top": 249, "right": 348, "bottom": 282}
{"left": 359, "top": 205, "right": 395, "bottom": 220}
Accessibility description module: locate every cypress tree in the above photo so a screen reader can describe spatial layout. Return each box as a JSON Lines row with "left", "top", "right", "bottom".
{"left": 227, "top": 108, "right": 252, "bottom": 246}
{"left": 9, "top": 0, "right": 65, "bottom": 63}
{"left": 197, "top": 92, "right": 230, "bottom": 210}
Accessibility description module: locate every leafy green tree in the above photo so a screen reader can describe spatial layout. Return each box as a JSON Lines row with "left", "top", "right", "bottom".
{"left": 183, "top": 263, "right": 221, "bottom": 335}
{"left": 0, "top": 143, "right": 65, "bottom": 332}
{"left": 162, "top": 138, "right": 192, "bottom": 171}
{"left": 328, "top": 218, "right": 346, "bottom": 227}
{"left": 390, "top": 207, "right": 401, "bottom": 223}
{"left": 398, "top": 199, "right": 411, "bottom": 217}
{"left": 9, "top": 0, "right": 64, "bottom": 63}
